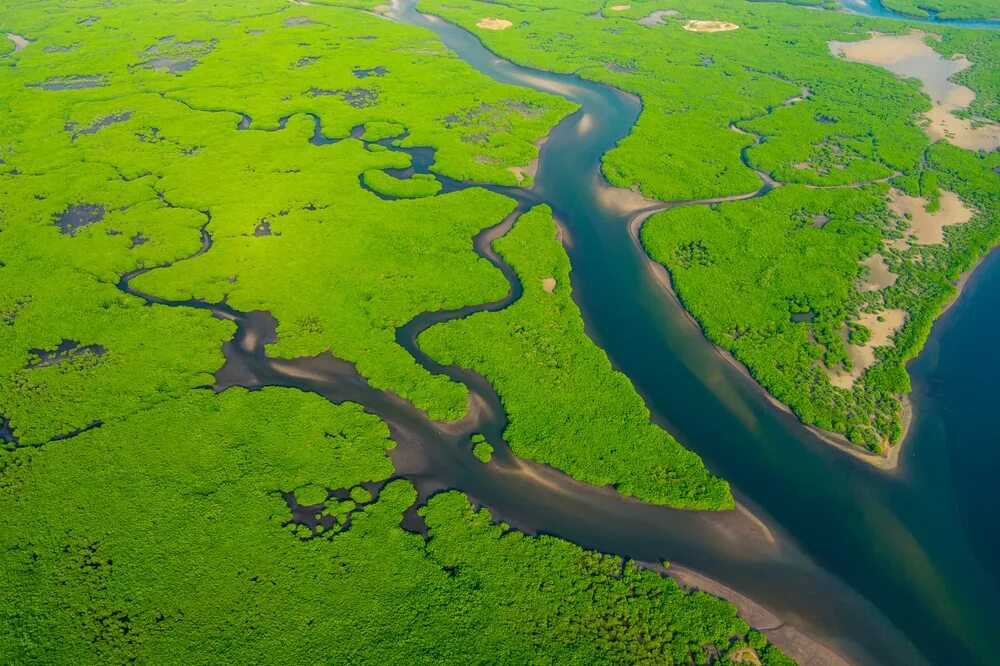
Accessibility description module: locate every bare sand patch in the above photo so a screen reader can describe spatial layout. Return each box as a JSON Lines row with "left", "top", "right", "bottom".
{"left": 608, "top": 5, "right": 631, "bottom": 11}
{"left": 541, "top": 277, "right": 557, "bottom": 293}
{"left": 826, "top": 309, "right": 907, "bottom": 389}
{"left": 5, "top": 33, "right": 31, "bottom": 52}
{"left": 476, "top": 18, "right": 513, "bottom": 30}
{"left": 859, "top": 254, "right": 897, "bottom": 291}
{"left": 372, "top": 4, "right": 389, "bottom": 13}
{"left": 887, "top": 188, "right": 973, "bottom": 246}
{"left": 684, "top": 20, "right": 739, "bottom": 32}
{"left": 830, "top": 31, "right": 1000, "bottom": 152}
{"left": 505, "top": 135, "right": 546, "bottom": 185}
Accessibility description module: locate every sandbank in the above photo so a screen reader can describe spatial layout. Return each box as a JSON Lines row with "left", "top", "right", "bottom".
{"left": 830, "top": 31, "right": 1000, "bottom": 151}
{"left": 476, "top": 18, "right": 513, "bottom": 30}
{"left": 887, "top": 188, "right": 973, "bottom": 246}
{"left": 683, "top": 20, "right": 739, "bottom": 32}
{"left": 859, "top": 254, "right": 897, "bottom": 291}
{"left": 5, "top": 33, "right": 31, "bottom": 52}
{"left": 646, "top": 562, "right": 851, "bottom": 666}
{"left": 826, "top": 309, "right": 907, "bottom": 390}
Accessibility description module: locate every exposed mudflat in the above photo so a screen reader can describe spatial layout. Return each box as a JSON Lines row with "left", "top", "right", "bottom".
{"left": 827, "top": 309, "right": 908, "bottom": 389}
{"left": 887, "top": 188, "right": 974, "bottom": 246}
{"left": 830, "top": 31, "right": 1000, "bottom": 151}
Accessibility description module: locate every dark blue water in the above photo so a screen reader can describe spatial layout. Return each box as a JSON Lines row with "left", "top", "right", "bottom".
{"left": 387, "top": 1, "right": 1000, "bottom": 664}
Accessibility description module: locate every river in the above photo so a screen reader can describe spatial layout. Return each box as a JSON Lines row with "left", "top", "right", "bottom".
{"left": 380, "top": 2, "right": 1000, "bottom": 664}
{"left": 120, "top": 0, "right": 1000, "bottom": 662}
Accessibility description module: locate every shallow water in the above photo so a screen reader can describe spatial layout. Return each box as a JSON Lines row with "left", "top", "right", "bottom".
{"left": 381, "top": 2, "right": 1000, "bottom": 664}
{"left": 837, "top": 0, "right": 1000, "bottom": 29}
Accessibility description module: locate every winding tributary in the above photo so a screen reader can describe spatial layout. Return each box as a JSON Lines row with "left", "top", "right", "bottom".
{"left": 384, "top": 2, "right": 1000, "bottom": 664}
{"left": 122, "top": 1, "right": 1000, "bottom": 664}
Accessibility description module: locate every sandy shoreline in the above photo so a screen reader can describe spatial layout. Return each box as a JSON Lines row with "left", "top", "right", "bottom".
{"left": 627, "top": 208, "right": 913, "bottom": 472}
{"left": 640, "top": 562, "right": 851, "bottom": 666}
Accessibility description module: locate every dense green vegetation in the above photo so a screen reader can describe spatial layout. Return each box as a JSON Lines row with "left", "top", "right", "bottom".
{"left": 881, "top": 0, "right": 1000, "bottom": 20}
{"left": 420, "top": 0, "right": 1000, "bottom": 452}
{"left": 421, "top": 206, "right": 732, "bottom": 507}
{"left": 363, "top": 169, "right": 443, "bottom": 198}
{"left": 1, "top": 388, "right": 789, "bottom": 664}
{"left": 0, "top": 0, "right": 577, "bottom": 422}
{"left": 0, "top": 0, "right": 773, "bottom": 661}
{"left": 421, "top": 0, "right": 936, "bottom": 199}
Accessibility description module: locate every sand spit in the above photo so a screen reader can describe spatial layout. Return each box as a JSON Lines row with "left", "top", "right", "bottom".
{"left": 476, "top": 18, "right": 513, "bottom": 30}
{"left": 638, "top": 10, "right": 678, "bottom": 26}
{"left": 859, "top": 254, "right": 897, "bottom": 291}
{"left": 646, "top": 563, "right": 851, "bottom": 666}
{"left": 684, "top": 20, "right": 739, "bottom": 32}
{"left": 830, "top": 31, "right": 1000, "bottom": 152}
{"left": 826, "top": 309, "right": 907, "bottom": 389}
{"left": 887, "top": 188, "right": 974, "bottom": 246}
{"left": 505, "top": 135, "right": 547, "bottom": 185}
{"left": 541, "top": 277, "right": 557, "bottom": 292}
{"left": 5, "top": 33, "right": 31, "bottom": 53}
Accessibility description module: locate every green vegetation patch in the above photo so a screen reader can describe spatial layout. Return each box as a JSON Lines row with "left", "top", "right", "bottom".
{"left": 0, "top": 386, "right": 783, "bottom": 662}
{"left": 471, "top": 433, "right": 494, "bottom": 462}
{"left": 363, "top": 169, "right": 443, "bottom": 198}
{"left": 421, "top": 206, "right": 731, "bottom": 508}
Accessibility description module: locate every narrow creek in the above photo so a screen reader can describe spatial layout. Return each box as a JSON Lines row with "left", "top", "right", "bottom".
{"left": 119, "top": 1, "right": 1000, "bottom": 664}
{"left": 384, "top": 2, "right": 1000, "bottom": 664}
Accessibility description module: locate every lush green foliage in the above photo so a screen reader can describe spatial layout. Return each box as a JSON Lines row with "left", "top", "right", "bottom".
{"left": 419, "top": 0, "right": 937, "bottom": 199}
{"left": 363, "top": 169, "right": 443, "bottom": 198}
{"left": 0, "top": 0, "right": 771, "bottom": 662}
{"left": 420, "top": 0, "right": 1000, "bottom": 451}
{"left": 0, "top": 0, "right": 577, "bottom": 421}
{"left": 0, "top": 387, "right": 785, "bottom": 663}
{"left": 471, "top": 432, "right": 494, "bottom": 462}
{"left": 422, "top": 206, "right": 732, "bottom": 507}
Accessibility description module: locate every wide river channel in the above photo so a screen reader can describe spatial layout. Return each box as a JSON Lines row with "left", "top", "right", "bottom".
{"left": 241, "top": 1, "right": 998, "bottom": 663}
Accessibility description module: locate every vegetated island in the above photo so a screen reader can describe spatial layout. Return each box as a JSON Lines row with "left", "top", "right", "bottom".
{"left": 421, "top": 0, "right": 1000, "bottom": 458}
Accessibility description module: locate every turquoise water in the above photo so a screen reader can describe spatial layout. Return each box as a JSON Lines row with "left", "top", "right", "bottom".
{"left": 838, "top": 0, "right": 1000, "bottom": 30}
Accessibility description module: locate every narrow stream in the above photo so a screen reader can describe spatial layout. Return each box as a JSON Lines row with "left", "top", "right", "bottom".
{"left": 118, "top": 1, "right": 1000, "bottom": 663}
{"left": 381, "top": 2, "right": 1000, "bottom": 665}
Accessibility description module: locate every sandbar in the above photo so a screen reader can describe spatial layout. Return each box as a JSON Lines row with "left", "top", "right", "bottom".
{"left": 476, "top": 18, "right": 513, "bottom": 30}
{"left": 683, "top": 20, "right": 739, "bottom": 32}
{"left": 5, "top": 33, "right": 31, "bottom": 52}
